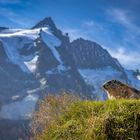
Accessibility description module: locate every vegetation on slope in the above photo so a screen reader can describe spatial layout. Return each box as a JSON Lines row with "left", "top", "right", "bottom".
{"left": 31, "top": 94, "right": 140, "bottom": 140}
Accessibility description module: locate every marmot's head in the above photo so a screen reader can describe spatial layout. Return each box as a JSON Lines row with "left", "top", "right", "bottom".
{"left": 102, "top": 80, "right": 122, "bottom": 91}
{"left": 103, "top": 80, "right": 140, "bottom": 99}
{"left": 102, "top": 80, "right": 124, "bottom": 99}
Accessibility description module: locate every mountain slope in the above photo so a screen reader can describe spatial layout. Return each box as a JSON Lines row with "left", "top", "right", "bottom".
{"left": 0, "top": 17, "right": 138, "bottom": 120}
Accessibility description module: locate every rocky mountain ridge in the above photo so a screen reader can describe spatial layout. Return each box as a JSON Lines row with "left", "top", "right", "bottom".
{"left": 0, "top": 17, "right": 139, "bottom": 120}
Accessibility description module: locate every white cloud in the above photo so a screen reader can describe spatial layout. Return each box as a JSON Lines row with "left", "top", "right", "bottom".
{"left": 107, "top": 47, "right": 140, "bottom": 69}
{"left": 62, "top": 28, "right": 90, "bottom": 41}
{"left": 82, "top": 20, "right": 106, "bottom": 32}
{"left": 0, "top": 8, "right": 30, "bottom": 27}
{"left": 63, "top": 20, "right": 108, "bottom": 41}
{"left": 63, "top": 23, "right": 140, "bottom": 69}
{"left": 98, "top": 8, "right": 140, "bottom": 69}
{"left": 63, "top": 28, "right": 82, "bottom": 41}
{"left": 60, "top": 17, "right": 140, "bottom": 70}
{"left": 83, "top": 21, "right": 95, "bottom": 27}
{"left": 107, "top": 8, "right": 140, "bottom": 34}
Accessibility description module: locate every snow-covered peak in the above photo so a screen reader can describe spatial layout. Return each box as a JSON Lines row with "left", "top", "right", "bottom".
{"left": 0, "top": 27, "right": 61, "bottom": 73}
{"left": 32, "top": 17, "right": 57, "bottom": 30}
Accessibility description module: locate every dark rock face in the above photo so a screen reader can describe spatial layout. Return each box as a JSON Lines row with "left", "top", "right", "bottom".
{"left": 33, "top": 17, "right": 56, "bottom": 30}
{"left": 0, "top": 41, "right": 39, "bottom": 105}
{"left": 36, "top": 37, "right": 59, "bottom": 72}
{"left": 70, "top": 38, "right": 123, "bottom": 70}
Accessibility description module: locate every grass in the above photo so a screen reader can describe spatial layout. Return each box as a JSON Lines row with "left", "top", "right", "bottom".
{"left": 31, "top": 96, "right": 140, "bottom": 140}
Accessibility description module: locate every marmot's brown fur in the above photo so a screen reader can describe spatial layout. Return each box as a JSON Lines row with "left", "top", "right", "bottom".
{"left": 102, "top": 80, "right": 140, "bottom": 99}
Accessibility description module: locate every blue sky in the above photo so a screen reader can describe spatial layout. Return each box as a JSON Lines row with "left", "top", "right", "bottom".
{"left": 0, "top": 0, "right": 140, "bottom": 70}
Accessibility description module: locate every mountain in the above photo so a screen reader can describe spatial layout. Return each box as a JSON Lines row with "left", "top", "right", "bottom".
{"left": 0, "top": 27, "right": 8, "bottom": 32}
{"left": 0, "top": 17, "right": 139, "bottom": 121}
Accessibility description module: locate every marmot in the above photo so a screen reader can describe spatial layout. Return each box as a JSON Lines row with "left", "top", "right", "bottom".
{"left": 102, "top": 80, "right": 140, "bottom": 99}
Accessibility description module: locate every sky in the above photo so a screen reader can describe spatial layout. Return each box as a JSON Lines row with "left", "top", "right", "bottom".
{"left": 0, "top": 0, "right": 140, "bottom": 70}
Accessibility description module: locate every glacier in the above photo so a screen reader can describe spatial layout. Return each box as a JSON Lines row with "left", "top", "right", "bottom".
{"left": 0, "top": 27, "right": 62, "bottom": 73}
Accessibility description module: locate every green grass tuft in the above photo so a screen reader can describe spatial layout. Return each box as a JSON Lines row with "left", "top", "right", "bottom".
{"left": 34, "top": 99, "right": 140, "bottom": 140}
